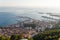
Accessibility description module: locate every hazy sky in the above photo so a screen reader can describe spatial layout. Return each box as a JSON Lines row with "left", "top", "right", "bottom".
{"left": 0, "top": 0, "right": 60, "bottom": 8}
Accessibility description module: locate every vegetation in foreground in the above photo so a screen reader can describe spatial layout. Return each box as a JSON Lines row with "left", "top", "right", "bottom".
{"left": 33, "top": 29, "right": 60, "bottom": 40}
{"left": 0, "top": 29, "right": 60, "bottom": 40}
{"left": 0, "top": 34, "right": 33, "bottom": 40}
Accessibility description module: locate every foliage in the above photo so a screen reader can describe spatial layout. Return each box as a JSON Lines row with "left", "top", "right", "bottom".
{"left": 0, "top": 34, "right": 33, "bottom": 40}
{"left": 33, "top": 29, "right": 60, "bottom": 40}
{"left": 10, "top": 35, "right": 19, "bottom": 40}
{"left": 0, "top": 36, "right": 5, "bottom": 40}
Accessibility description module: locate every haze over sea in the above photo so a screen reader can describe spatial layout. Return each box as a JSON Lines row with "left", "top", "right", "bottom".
{"left": 0, "top": 7, "right": 60, "bottom": 26}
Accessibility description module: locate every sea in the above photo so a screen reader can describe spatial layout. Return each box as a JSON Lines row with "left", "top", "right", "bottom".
{"left": 0, "top": 7, "right": 60, "bottom": 26}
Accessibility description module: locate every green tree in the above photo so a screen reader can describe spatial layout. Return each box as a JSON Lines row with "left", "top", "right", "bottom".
{"left": 10, "top": 35, "right": 18, "bottom": 40}
{"left": 28, "top": 38, "right": 33, "bottom": 40}
{"left": 0, "top": 36, "right": 5, "bottom": 40}
{"left": 5, "top": 37, "right": 10, "bottom": 40}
